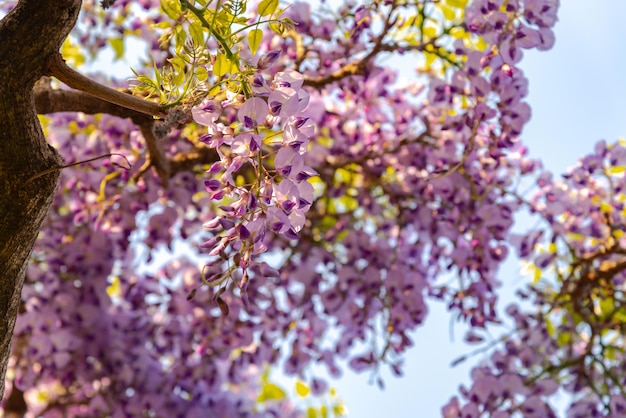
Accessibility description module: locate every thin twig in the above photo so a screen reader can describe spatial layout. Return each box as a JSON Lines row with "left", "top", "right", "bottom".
{"left": 24, "top": 153, "right": 131, "bottom": 185}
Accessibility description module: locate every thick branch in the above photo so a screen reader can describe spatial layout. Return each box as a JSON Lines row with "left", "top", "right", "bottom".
{"left": 47, "top": 53, "right": 165, "bottom": 118}
{"left": 34, "top": 82, "right": 179, "bottom": 186}
{"left": 34, "top": 80, "right": 151, "bottom": 124}
{"left": 3, "top": 385, "right": 26, "bottom": 418}
{"left": 169, "top": 146, "right": 219, "bottom": 177}
{"left": 137, "top": 123, "right": 171, "bottom": 185}
{"left": 34, "top": 81, "right": 218, "bottom": 185}
{"left": 304, "top": 62, "right": 364, "bottom": 89}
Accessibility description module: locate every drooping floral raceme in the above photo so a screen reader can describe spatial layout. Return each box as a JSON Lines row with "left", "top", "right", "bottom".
{"left": 0, "top": 0, "right": 590, "bottom": 417}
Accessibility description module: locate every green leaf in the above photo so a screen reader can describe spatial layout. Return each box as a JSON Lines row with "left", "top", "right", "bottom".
{"left": 258, "top": 0, "right": 279, "bottom": 16}
{"left": 248, "top": 28, "right": 263, "bottom": 56}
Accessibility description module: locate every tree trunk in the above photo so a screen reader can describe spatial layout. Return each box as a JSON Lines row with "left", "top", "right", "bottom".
{"left": 0, "top": 0, "right": 82, "bottom": 399}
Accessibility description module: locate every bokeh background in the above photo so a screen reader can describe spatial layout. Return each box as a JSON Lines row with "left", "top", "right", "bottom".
{"left": 331, "top": 1, "right": 626, "bottom": 417}
{"left": 81, "top": 1, "right": 626, "bottom": 416}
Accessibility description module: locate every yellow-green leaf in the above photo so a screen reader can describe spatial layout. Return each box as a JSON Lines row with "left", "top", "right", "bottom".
{"left": 258, "top": 0, "right": 279, "bottom": 16}
{"left": 269, "top": 22, "right": 284, "bottom": 35}
{"left": 248, "top": 28, "right": 263, "bottom": 56}
{"left": 474, "top": 36, "right": 488, "bottom": 51}
{"left": 600, "top": 297, "right": 615, "bottom": 316}
{"left": 109, "top": 38, "right": 125, "bottom": 60}
{"left": 557, "top": 332, "right": 571, "bottom": 347}
{"left": 295, "top": 380, "right": 310, "bottom": 397}
{"left": 606, "top": 345, "right": 616, "bottom": 361}
{"left": 533, "top": 265, "right": 541, "bottom": 284}
{"left": 61, "top": 38, "right": 86, "bottom": 67}
{"left": 189, "top": 22, "right": 205, "bottom": 46}
{"left": 450, "top": 27, "right": 465, "bottom": 39}
{"left": 423, "top": 25, "right": 438, "bottom": 40}
{"left": 214, "top": 53, "right": 229, "bottom": 77}
{"left": 106, "top": 277, "right": 122, "bottom": 298}
{"left": 424, "top": 52, "right": 437, "bottom": 68}
{"left": 441, "top": 4, "right": 456, "bottom": 20}
{"left": 174, "top": 25, "right": 187, "bottom": 47}
{"left": 257, "top": 383, "right": 286, "bottom": 402}
{"left": 609, "top": 166, "right": 626, "bottom": 174}
{"left": 168, "top": 56, "right": 186, "bottom": 72}
{"left": 446, "top": 0, "right": 469, "bottom": 8}
{"left": 196, "top": 67, "right": 208, "bottom": 81}
{"left": 320, "top": 405, "right": 328, "bottom": 418}
{"left": 601, "top": 202, "right": 613, "bottom": 214}
{"left": 160, "top": 0, "right": 182, "bottom": 19}
{"left": 153, "top": 21, "right": 171, "bottom": 29}
{"left": 333, "top": 402, "right": 347, "bottom": 416}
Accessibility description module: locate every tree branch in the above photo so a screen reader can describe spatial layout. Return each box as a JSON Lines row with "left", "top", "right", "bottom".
{"left": 34, "top": 80, "right": 181, "bottom": 185}
{"left": 34, "top": 79, "right": 151, "bottom": 124}
{"left": 304, "top": 62, "right": 364, "bottom": 89}
{"left": 302, "top": 2, "right": 437, "bottom": 89}
{"left": 47, "top": 53, "right": 165, "bottom": 118}
{"left": 3, "top": 385, "right": 26, "bottom": 418}
{"left": 137, "top": 123, "right": 171, "bottom": 185}
{"left": 169, "top": 145, "right": 219, "bottom": 177}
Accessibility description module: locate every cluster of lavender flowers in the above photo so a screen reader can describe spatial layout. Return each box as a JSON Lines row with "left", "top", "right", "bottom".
{"left": 6, "top": 0, "right": 608, "bottom": 417}
{"left": 191, "top": 68, "right": 317, "bottom": 276}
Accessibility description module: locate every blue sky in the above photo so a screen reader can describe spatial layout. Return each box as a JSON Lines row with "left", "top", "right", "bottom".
{"left": 331, "top": 2, "right": 626, "bottom": 417}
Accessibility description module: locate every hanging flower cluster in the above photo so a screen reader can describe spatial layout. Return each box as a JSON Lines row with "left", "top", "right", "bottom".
{"left": 191, "top": 66, "right": 317, "bottom": 284}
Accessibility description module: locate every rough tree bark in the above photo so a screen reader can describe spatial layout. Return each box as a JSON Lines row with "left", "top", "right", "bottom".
{"left": 0, "top": 1, "right": 218, "bottom": 406}
{"left": 0, "top": 0, "right": 82, "bottom": 399}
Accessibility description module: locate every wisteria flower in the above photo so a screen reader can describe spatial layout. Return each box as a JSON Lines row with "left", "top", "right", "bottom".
{"left": 238, "top": 97, "right": 269, "bottom": 129}
{"left": 192, "top": 99, "right": 221, "bottom": 126}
